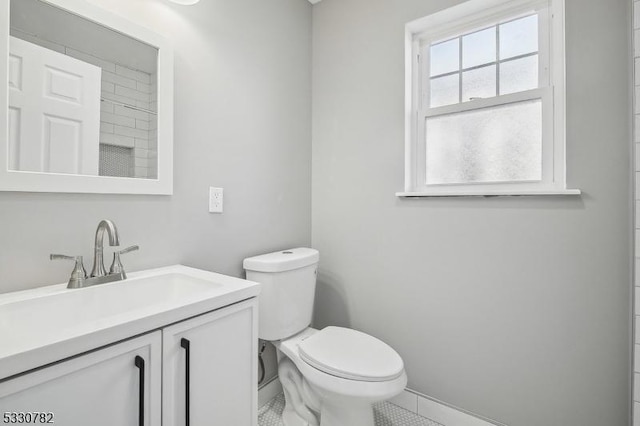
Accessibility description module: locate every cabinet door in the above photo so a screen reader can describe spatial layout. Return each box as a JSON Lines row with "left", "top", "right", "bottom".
{"left": 0, "top": 332, "right": 161, "bottom": 426}
{"left": 163, "top": 299, "right": 258, "bottom": 426}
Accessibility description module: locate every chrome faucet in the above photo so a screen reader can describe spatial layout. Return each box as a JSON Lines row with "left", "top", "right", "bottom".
{"left": 90, "top": 219, "right": 120, "bottom": 278}
{"left": 51, "top": 219, "right": 139, "bottom": 289}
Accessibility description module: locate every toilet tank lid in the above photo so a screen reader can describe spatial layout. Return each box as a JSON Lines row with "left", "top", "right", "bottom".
{"left": 243, "top": 248, "right": 319, "bottom": 273}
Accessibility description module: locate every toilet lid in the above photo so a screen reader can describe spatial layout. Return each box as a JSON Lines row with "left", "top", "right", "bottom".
{"left": 298, "top": 327, "right": 404, "bottom": 382}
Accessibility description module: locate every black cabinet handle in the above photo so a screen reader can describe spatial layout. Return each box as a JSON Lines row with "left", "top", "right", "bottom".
{"left": 180, "top": 338, "right": 191, "bottom": 426}
{"left": 134, "top": 356, "right": 145, "bottom": 426}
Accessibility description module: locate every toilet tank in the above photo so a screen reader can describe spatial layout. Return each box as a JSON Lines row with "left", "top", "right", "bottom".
{"left": 243, "top": 248, "right": 319, "bottom": 341}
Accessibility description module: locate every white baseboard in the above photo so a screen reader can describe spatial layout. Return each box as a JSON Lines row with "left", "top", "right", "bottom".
{"left": 259, "top": 378, "right": 506, "bottom": 426}
{"left": 389, "top": 389, "right": 507, "bottom": 426}
{"left": 258, "top": 376, "right": 283, "bottom": 408}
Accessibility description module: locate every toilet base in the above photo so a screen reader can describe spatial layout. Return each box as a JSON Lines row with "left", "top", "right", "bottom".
{"left": 319, "top": 401, "right": 374, "bottom": 426}
{"left": 278, "top": 357, "right": 320, "bottom": 426}
{"left": 277, "top": 355, "right": 378, "bottom": 426}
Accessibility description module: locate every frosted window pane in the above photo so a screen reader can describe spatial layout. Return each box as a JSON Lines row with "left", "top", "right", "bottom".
{"left": 462, "top": 65, "right": 496, "bottom": 101}
{"left": 430, "top": 39, "right": 459, "bottom": 76}
{"left": 430, "top": 74, "right": 459, "bottom": 107}
{"left": 500, "top": 55, "right": 538, "bottom": 95}
{"left": 462, "top": 27, "right": 496, "bottom": 68}
{"left": 500, "top": 15, "right": 538, "bottom": 60}
{"left": 426, "top": 99, "right": 542, "bottom": 185}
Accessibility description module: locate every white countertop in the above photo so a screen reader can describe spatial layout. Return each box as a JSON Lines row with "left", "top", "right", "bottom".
{"left": 0, "top": 265, "right": 260, "bottom": 381}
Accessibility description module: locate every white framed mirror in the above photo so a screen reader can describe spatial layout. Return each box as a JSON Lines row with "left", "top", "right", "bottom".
{"left": 0, "top": 0, "right": 173, "bottom": 194}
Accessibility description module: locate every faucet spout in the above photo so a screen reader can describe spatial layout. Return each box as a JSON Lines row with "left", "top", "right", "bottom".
{"left": 90, "top": 220, "right": 120, "bottom": 277}
{"left": 97, "top": 219, "right": 120, "bottom": 246}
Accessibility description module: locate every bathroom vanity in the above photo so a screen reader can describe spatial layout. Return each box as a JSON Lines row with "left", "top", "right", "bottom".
{"left": 0, "top": 266, "right": 260, "bottom": 426}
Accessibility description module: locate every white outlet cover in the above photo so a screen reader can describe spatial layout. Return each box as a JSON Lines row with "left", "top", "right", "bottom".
{"left": 209, "top": 187, "right": 223, "bottom": 213}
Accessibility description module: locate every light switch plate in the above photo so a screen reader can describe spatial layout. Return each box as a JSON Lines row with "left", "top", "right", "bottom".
{"left": 209, "top": 187, "right": 223, "bottom": 213}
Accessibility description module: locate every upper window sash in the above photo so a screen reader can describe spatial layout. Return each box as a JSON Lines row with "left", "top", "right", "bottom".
{"left": 417, "top": 7, "right": 551, "bottom": 112}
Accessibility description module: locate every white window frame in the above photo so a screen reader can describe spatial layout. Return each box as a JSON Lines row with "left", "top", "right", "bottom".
{"left": 398, "top": 0, "right": 580, "bottom": 197}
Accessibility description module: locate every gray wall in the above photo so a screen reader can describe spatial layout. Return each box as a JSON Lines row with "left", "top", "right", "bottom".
{"left": 311, "top": 0, "right": 632, "bottom": 425}
{"left": 0, "top": 0, "right": 312, "bottom": 311}
{"left": 0, "top": 0, "right": 632, "bottom": 423}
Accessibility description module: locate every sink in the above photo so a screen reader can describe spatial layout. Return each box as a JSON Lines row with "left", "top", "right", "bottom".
{"left": 0, "top": 265, "right": 260, "bottom": 380}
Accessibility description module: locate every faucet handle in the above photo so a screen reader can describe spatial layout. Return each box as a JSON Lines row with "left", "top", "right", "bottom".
{"left": 50, "top": 254, "right": 87, "bottom": 289}
{"left": 50, "top": 254, "right": 78, "bottom": 261}
{"left": 109, "top": 245, "right": 139, "bottom": 276}
{"left": 117, "top": 245, "right": 139, "bottom": 256}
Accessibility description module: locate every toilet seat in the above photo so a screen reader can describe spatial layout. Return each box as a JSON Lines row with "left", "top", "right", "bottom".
{"left": 298, "top": 326, "right": 404, "bottom": 382}
{"left": 276, "top": 327, "right": 407, "bottom": 401}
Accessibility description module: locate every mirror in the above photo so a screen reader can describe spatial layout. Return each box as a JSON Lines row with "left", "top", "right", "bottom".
{"left": 10, "top": 0, "right": 159, "bottom": 179}
{"left": 0, "top": 0, "right": 173, "bottom": 194}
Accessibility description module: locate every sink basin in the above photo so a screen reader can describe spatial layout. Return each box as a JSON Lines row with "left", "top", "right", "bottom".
{"left": 0, "top": 265, "right": 260, "bottom": 380}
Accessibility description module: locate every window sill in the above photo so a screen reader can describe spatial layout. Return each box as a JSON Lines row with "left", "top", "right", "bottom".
{"left": 396, "top": 189, "right": 582, "bottom": 198}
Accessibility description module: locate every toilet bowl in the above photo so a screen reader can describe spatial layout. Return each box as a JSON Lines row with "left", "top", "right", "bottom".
{"left": 275, "top": 327, "right": 407, "bottom": 426}
{"left": 243, "top": 248, "right": 407, "bottom": 426}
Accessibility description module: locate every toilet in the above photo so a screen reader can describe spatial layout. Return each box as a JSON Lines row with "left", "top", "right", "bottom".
{"left": 244, "top": 248, "right": 407, "bottom": 426}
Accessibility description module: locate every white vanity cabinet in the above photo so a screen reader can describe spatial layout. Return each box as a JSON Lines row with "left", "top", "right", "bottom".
{"left": 0, "top": 297, "right": 258, "bottom": 426}
{"left": 0, "top": 332, "right": 162, "bottom": 426}
{"left": 0, "top": 266, "right": 260, "bottom": 426}
{"left": 162, "top": 299, "right": 258, "bottom": 426}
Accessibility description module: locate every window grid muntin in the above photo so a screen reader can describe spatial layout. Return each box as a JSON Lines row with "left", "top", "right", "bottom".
{"left": 430, "top": 51, "right": 538, "bottom": 80}
{"left": 428, "top": 13, "right": 539, "bottom": 107}
{"left": 496, "top": 24, "right": 501, "bottom": 95}
{"left": 426, "top": 11, "right": 538, "bottom": 57}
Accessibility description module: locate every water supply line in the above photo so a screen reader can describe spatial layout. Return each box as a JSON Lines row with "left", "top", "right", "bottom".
{"left": 258, "top": 341, "right": 267, "bottom": 384}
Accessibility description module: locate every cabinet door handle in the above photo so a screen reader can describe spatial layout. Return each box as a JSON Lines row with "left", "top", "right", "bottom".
{"left": 134, "top": 356, "right": 145, "bottom": 426}
{"left": 180, "top": 338, "right": 191, "bottom": 426}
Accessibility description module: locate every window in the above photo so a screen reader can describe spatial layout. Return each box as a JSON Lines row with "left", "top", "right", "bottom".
{"left": 399, "top": 0, "right": 578, "bottom": 197}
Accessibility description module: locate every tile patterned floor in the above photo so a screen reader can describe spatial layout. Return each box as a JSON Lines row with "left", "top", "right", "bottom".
{"left": 258, "top": 393, "right": 444, "bottom": 426}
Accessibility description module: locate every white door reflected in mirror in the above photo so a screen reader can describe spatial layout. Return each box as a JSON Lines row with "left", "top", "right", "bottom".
{"left": 9, "top": 37, "right": 101, "bottom": 175}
